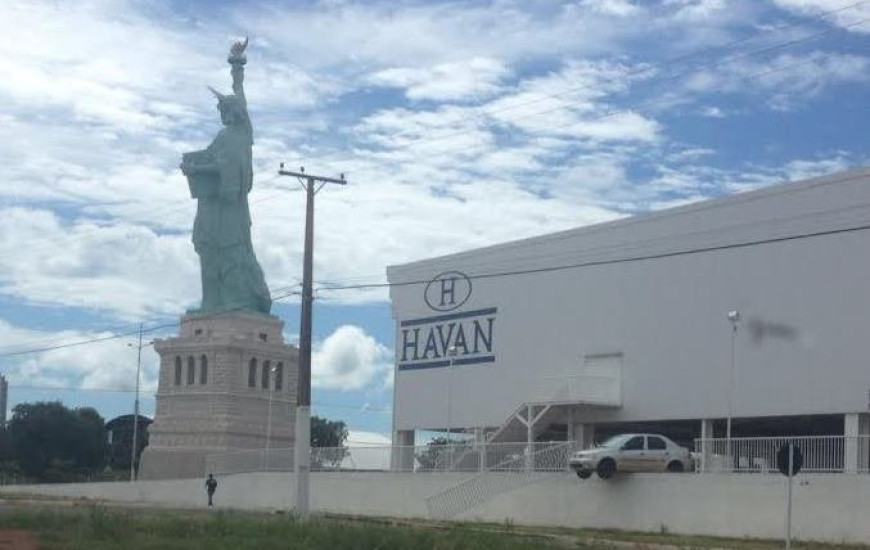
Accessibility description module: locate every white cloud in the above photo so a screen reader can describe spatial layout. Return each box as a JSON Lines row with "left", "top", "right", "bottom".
{"left": 684, "top": 51, "right": 869, "bottom": 110}
{"left": 0, "top": 319, "right": 162, "bottom": 395}
{"left": 0, "top": 208, "right": 198, "bottom": 318}
{"left": 312, "top": 325, "right": 392, "bottom": 391}
{"left": 580, "top": 0, "right": 641, "bottom": 17}
{"left": 0, "top": 0, "right": 864, "bottom": 325}
{"left": 665, "top": 0, "right": 729, "bottom": 22}
{"left": 773, "top": 0, "right": 870, "bottom": 34}
{"left": 368, "top": 57, "right": 510, "bottom": 102}
{"left": 700, "top": 106, "right": 728, "bottom": 118}
{"left": 346, "top": 430, "right": 392, "bottom": 447}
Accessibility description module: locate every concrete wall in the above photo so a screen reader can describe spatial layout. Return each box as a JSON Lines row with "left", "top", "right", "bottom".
{"left": 5, "top": 472, "right": 870, "bottom": 544}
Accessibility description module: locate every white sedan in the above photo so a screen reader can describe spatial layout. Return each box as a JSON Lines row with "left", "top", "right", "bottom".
{"left": 568, "top": 433, "right": 693, "bottom": 479}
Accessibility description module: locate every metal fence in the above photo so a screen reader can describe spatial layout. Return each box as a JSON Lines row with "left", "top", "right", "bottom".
{"left": 425, "top": 442, "right": 574, "bottom": 519}
{"left": 694, "top": 436, "right": 870, "bottom": 474}
{"left": 206, "top": 436, "right": 870, "bottom": 477}
{"left": 205, "top": 441, "right": 574, "bottom": 476}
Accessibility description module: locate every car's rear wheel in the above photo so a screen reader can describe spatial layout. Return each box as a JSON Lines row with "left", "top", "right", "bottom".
{"left": 576, "top": 470, "right": 592, "bottom": 480}
{"left": 597, "top": 458, "right": 616, "bottom": 479}
{"left": 666, "top": 461, "right": 684, "bottom": 473}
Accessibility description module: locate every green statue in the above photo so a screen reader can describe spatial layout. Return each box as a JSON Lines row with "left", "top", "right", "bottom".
{"left": 180, "top": 38, "right": 271, "bottom": 314}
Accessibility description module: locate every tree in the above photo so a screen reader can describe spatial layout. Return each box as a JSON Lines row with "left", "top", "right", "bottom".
{"left": 8, "top": 401, "right": 108, "bottom": 482}
{"left": 106, "top": 414, "right": 152, "bottom": 473}
{"left": 415, "top": 437, "right": 472, "bottom": 471}
{"left": 310, "top": 416, "right": 349, "bottom": 469}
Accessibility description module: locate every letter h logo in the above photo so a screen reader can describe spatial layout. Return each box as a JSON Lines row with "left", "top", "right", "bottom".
{"left": 440, "top": 277, "right": 456, "bottom": 307}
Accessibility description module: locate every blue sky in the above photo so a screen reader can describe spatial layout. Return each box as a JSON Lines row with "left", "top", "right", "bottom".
{"left": 0, "top": 0, "right": 868, "bottom": 444}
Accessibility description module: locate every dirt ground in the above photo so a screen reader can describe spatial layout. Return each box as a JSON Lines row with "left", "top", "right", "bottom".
{"left": 0, "top": 530, "right": 38, "bottom": 550}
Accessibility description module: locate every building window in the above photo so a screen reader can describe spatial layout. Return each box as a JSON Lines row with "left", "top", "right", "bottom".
{"left": 275, "top": 362, "right": 283, "bottom": 391}
{"left": 187, "top": 356, "right": 195, "bottom": 385}
{"left": 200, "top": 355, "right": 208, "bottom": 385}
{"left": 174, "top": 357, "right": 182, "bottom": 386}
{"left": 259, "top": 332, "right": 268, "bottom": 342}
{"left": 248, "top": 358, "right": 257, "bottom": 388}
{"left": 262, "top": 360, "right": 271, "bottom": 389}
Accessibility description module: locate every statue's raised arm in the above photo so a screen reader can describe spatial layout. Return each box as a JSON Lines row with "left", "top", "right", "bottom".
{"left": 228, "top": 37, "right": 248, "bottom": 102}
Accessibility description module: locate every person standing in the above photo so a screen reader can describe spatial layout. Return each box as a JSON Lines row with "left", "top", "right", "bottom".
{"left": 205, "top": 473, "right": 218, "bottom": 506}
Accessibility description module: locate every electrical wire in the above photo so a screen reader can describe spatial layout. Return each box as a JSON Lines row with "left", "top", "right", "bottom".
{"left": 0, "top": 286, "right": 302, "bottom": 358}
{"left": 3, "top": 4, "right": 863, "bottom": 261}
{"left": 0, "top": 7, "right": 866, "bottom": 357}
{"left": 8, "top": 384, "right": 392, "bottom": 414}
{"left": 281, "top": 4, "right": 869, "bottom": 170}
{"left": 316, "top": 202, "right": 870, "bottom": 293}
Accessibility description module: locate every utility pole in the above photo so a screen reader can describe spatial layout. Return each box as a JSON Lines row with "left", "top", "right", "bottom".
{"left": 278, "top": 164, "right": 347, "bottom": 519}
{"left": 127, "top": 324, "right": 150, "bottom": 482}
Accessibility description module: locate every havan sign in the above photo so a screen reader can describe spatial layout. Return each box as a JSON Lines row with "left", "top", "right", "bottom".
{"left": 398, "top": 271, "right": 497, "bottom": 371}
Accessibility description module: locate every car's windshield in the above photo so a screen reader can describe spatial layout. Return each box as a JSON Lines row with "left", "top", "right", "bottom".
{"left": 596, "top": 435, "right": 631, "bottom": 448}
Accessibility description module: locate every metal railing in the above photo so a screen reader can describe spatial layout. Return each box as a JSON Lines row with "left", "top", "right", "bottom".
{"left": 425, "top": 442, "right": 573, "bottom": 520}
{"left": 205, "top": 441, "right": 575, "bottom": 475}
{"left": 694, "top": 436, "right": 870, "bottom": 474}
{"left": 536, "top": 374, "right": 622, "bottom": 406}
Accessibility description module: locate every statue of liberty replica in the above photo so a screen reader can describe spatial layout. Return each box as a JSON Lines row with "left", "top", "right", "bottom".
{"left": 180, "top": 38, "right": 271, "bottom": 314}
{"left": 140, "top": 39, "right": 297, "bottom": 480}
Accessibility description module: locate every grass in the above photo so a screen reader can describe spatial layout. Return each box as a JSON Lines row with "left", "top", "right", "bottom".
{"left": 1, "top": 503, "right": 869, "bottom": 550}
{"left": 0, "top": 504, "right": 587, "bottom": 550}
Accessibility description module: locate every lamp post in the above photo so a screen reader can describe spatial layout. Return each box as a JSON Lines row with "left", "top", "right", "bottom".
{"left": 265, "top": 363, "right": 277, "bottom": 470}
{"left": 726, "top": 310, "right": 740, "bottom": 467}
{"left": 446, "top": 346, "right": 458, "bottom": 438}
{"left": 446, "top": 345, "right": 458, "bottom": 470}
{"left": 127, "top": 324, "right": 153, "bottom": 482}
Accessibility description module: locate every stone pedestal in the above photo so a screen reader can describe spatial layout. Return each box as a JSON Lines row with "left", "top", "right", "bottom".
{"left": 139, "top": 311, "right": 298, "bottom": 480}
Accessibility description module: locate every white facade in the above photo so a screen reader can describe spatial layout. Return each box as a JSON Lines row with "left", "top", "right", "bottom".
{"left": 388, "top": 167, "right": 870, "bottom": 441}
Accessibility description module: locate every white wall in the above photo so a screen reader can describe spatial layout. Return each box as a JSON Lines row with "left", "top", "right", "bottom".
{"left": 6, "top": 472, "right": 870, "bottom": 544}
{"left": 388, "top": 167, "right": 870, "bottom": 431}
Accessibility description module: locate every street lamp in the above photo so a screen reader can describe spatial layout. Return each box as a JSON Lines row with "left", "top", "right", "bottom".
{"left": 446, "top": 345, "right": 458, "bottom": 470}
{"left": 446, "top": 346, "right": 459, "bottom": 441}
{"left": 265, "top": 363, "right": 277, "bottom": 469}
{"left": 726, "top": 310, "right": 740, "bottom": 466}
{"left": 127, "top": 324, "right": 153, "bottom": 482}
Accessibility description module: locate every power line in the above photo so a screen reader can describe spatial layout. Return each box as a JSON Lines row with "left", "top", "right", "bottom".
{"left": 3, "top": 168, "right": 869, "bottom": 358}
{"left": 339, "top": 17, "right": 869, "bottom": 169}
{"left": 0, "top": 286, "right": 302, "bottom": 358}
{"left": 0, "top": 280, "right": 302, "bottom": 356}
{"left": 7, "top": 383, "right": 393, "bottom": 414}
{"left": 7, "top": 171, "right": 867, "bottom": 358}
{"left": 0, "top": 172, "right": 293, "bottom": 264}
{"left": 316, "top": 204, "right": 870, "bottom": 293}
{"left": 282, "top": 4, "right": 868, "bottom": 170}
{"left": 4, "top": 5, "right": 863, "bottom": 262}
{"left": 0, "top": 12, "right": 866, "bottom": 359}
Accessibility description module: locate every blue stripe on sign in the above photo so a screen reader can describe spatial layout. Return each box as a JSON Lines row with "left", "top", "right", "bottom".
{"left": 400, "top": 307, "right": 498, "bottom": 327}
{"left": 398, "top": 360, "right": 451, "bottom": 371}
{"left": 398, "top": 355, "right": 496, "bottom": 371}
{"left": 452, "top": 355, "right": 495, "bottom": 366}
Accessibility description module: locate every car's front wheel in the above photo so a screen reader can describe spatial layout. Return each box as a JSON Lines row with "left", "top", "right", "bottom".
{"left": 666, "top": 461, "right": 684, "bottom": 473}
{"left": 576, "top": 470, "right": 592, "bottom": 480}
{"left": 597, "top": 458, "right": 616, "bottom": 479}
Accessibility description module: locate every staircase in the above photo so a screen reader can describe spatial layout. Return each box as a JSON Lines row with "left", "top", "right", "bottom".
{"left": 487, "top": 371, "right": 623, "bottom": 445}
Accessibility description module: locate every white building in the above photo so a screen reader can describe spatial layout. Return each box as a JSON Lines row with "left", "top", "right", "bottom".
{"left": 387, "top": 167, "right": 870, "bottom": 468}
